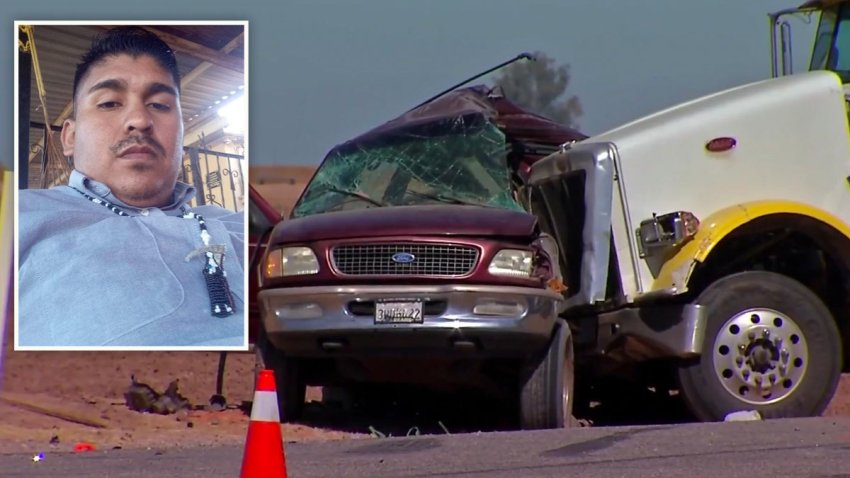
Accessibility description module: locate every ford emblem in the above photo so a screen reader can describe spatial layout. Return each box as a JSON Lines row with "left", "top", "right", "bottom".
{"left": 391, "top": 252, "right": 416, "bottom": 264}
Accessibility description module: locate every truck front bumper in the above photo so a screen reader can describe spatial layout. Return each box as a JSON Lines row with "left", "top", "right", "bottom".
{"left": 590, "top": 303, "right": 706, "bottom": 360}
{"left": 259, "top": 284, "right": 562, "bottom": 357}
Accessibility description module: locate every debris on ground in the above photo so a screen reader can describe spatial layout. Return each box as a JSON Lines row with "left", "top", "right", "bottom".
{"left": 0, "top": 392, "right": 108, "bottom": 428}
{"left": 73, "top": 442, "right": 96, "bottom": 453}
{"left": 208, "top": 393, "right": 227, "bottom": 411}
{"left": 123, "top": 375, "right": 191, "bottom": 415}
{"left": 724, "top": 410, "right": 762, "bottom": 422}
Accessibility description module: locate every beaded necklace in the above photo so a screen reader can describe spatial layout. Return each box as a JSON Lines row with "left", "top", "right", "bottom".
{"left": 73, "top": 187, "right": 235, "bottom": 318}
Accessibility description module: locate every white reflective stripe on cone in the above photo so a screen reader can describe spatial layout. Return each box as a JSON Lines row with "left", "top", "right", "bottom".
{"left": 251, "top": 391, "right": 281, "bottom": 422}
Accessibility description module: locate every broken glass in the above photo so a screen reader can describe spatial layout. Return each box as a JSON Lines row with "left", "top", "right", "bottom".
{"left": 293, "top": 119, "right": 522, "bottom": 217}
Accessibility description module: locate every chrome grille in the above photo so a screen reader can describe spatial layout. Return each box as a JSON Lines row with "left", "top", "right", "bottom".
{"left": 332, "top": 243, "right": 479, "bottom": 276}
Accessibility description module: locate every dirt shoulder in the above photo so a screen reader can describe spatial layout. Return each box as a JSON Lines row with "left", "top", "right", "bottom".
{"left": 0, "top": 313, "right": 364, "bottom": 455}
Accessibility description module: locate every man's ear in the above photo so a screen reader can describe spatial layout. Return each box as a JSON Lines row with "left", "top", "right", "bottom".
{"left": 60, "top": 118, "right": 75, "bottom": 157}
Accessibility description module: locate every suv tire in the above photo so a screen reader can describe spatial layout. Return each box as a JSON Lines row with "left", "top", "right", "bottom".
{"left": 257, "top": 326, "right": 306, "bottom": 422}
{"left": 520, "top": 318, "right": 575, "bottom": 429}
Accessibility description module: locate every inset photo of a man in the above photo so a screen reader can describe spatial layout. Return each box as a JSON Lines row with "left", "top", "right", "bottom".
{"left": 15, "top": 22, "right": 248, "bottom": 349}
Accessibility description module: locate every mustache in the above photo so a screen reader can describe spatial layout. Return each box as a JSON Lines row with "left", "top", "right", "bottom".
{"left": 110, "top": 135, "right": 166, "bottom": 157}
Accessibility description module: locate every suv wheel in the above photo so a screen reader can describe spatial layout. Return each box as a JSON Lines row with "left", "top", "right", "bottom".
{"left": 678, "top": 271, "right": 842, "bottom": 421}
{"left": 519, "top": 318, "right": 575, "bottom": 429}
{"left": 256, "top": 326, "right": 306, "bottom": 422}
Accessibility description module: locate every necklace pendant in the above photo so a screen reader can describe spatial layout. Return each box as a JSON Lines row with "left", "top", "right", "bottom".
{"left": 202, "top": 251, "right": 235, "bottom": 318}
{"left": 185, "top": 244, "right": 227, "bottom": 263}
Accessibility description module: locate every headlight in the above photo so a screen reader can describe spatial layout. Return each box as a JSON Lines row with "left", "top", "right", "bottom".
{"left": 264, "top": 247, "right": 320, "bottom": 278}
{"left": 637, "top": 210, "right": 700, "bottom": 259}
{"left": 488, "top": 249, "right": 533, "bottom": 278}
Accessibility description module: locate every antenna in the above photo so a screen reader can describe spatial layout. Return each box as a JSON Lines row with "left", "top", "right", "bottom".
{"left": 408, "top": 52, "right": 537, "bottom": 111}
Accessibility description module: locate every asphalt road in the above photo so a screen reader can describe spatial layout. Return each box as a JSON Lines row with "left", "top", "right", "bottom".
{"left": 3, "top": 417, "right": 850, "bottom": 478}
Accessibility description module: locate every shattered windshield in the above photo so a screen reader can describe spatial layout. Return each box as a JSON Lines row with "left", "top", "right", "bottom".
{"left": 292, "top": 120, "right": 522, "bottom": 217}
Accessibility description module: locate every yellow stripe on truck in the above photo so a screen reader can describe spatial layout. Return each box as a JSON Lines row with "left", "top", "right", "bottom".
{"left": 651, "top": 199, "right": 850, "bottom": 293}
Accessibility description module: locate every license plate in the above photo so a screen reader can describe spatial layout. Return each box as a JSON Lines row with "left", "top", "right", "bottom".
{"left": 375, "top": 300, "right": 423, "bottom": 324}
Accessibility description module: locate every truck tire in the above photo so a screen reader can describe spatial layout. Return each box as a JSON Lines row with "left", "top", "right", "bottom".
{"left": 256, "top": 326, "right": 306, "bottom": 423}
{"left": 678, "top": 271, "right": 842, "bottom": 421}
{"left": 519, "top": 318, "right": 575, "bottom": 429}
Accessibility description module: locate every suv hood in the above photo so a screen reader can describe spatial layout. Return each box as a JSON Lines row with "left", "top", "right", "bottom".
{"left": 270, "top": 205, "right": 538, "bottom": 244}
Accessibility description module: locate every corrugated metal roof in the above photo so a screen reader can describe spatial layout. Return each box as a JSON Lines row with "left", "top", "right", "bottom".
{"left": 20, "top": 23, "right": 246, "bottom": 181}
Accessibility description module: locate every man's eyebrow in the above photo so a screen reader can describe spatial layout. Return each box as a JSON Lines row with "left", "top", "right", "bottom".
{"left": 147, "top": 82, "right": 178, "bottom": 98}
{"left": 87, "top": 78, "right": 127, "bottom": 95}
{"left": 85, "top": 80, "right": 177, "bottom": 98}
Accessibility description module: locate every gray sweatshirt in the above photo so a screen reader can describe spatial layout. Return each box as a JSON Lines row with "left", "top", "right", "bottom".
{"left": 18, "top": 170, "right": 245, "bottom": 348}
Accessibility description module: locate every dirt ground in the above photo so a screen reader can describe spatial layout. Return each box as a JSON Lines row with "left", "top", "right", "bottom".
{"left": 0, "top": 304, "right": 373, "bottom": 455}
{"left": 2, "top": 302, "right": 850, "bottom": 457}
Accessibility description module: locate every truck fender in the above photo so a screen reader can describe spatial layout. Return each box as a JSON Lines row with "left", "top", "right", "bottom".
{"left": 651, "top": 200, "right": 850, "bottom": 293}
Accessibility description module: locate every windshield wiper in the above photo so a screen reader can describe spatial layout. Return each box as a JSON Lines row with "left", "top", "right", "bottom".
{"left": 321, "top": 186, "right": 385, "bottom": 207}
{"left": 405, "top": 190, "right": 481, "bottom": 206}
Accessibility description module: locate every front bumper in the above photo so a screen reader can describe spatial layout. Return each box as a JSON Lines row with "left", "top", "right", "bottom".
{"left": 590, "top": 303, "right": 706, "bottom": 360}
{"left": 259, "top": 284, "right": 562, "bottom": 357}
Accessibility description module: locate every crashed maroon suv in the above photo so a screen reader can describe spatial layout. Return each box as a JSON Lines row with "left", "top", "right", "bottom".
{"left": 257, "top": 86, "right": 585, "bottom": 429}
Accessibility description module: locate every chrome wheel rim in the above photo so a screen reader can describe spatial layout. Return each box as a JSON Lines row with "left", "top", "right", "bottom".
{"left": 712, "top": 308, "right": 808, "bottom": 405}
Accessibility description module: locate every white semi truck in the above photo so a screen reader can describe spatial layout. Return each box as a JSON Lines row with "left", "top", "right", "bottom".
{"left": 526, "top": 0, "right": 850, "bottom": 421}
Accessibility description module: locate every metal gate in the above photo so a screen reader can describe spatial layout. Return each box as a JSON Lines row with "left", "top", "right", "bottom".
{"left": 181, "top": 147, "right": 245, "bottom": 212}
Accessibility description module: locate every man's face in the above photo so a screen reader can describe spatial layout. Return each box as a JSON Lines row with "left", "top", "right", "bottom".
{"left": 61, "top": 54, "right": 183, "bottom": 208}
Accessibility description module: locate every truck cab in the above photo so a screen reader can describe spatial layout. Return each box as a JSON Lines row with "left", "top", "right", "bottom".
{"left": 772, "top": 0, "right": 850, "bottom": 82}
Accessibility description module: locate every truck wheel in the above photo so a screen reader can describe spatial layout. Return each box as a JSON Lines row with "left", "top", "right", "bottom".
{"left": 519, "top": 318, "right": 575, "bottom": 429}
{"left": 678, "top": 271, "right": 842, "bottom": 421}
{"left": 256, "top": 326, "right": 306, "bottom": 422}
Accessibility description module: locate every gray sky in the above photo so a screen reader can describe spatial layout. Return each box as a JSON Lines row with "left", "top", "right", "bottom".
{"left": 1, "top": 0, "right": 814, "bottom": 171}
{"left": 266, "top": 0, "right": 806, "bottom": 165}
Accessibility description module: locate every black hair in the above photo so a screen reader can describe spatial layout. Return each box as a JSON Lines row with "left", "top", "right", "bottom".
{"left": 72, "top": 26, "right": 181, "bottom": 106}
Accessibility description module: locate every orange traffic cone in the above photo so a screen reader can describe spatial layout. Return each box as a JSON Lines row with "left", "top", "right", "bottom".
{"left": 240, "top": 369, "right": 287, "bottom": 478}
